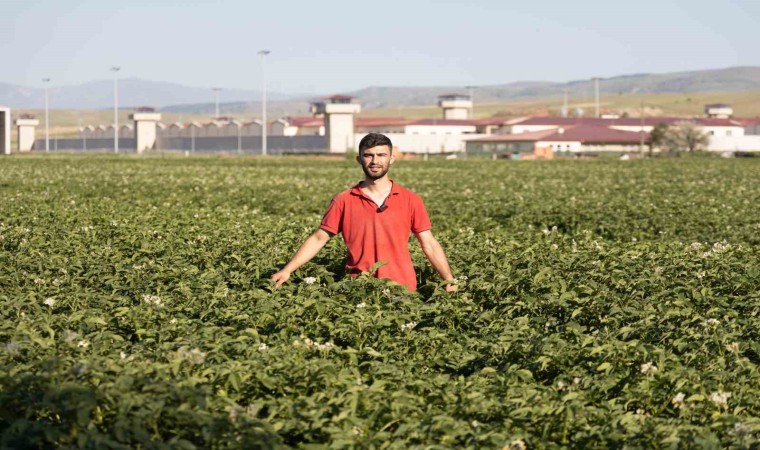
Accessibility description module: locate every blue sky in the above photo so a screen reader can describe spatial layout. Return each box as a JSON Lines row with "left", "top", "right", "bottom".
{"left": 3, "top": 0, "right": 759, "bottom": 94}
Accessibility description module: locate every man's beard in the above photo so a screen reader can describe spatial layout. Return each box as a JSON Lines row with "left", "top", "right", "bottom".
{"left": 362, "top": 163, "right": 389, "bottom": 180}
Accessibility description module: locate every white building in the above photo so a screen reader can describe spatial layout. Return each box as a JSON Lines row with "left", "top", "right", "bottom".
{"left": 438, "top": 94, "right": 473, "bottom": 120}
{"left": 704, "top": 103, "right": 733, "bottom": 118}
{"left": 465, "top": 124, "right": 647, "bottom": 156}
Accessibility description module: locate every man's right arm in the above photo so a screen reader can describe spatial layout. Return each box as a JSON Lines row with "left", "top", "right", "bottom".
{"left": 270, "top": 228, "right": 333, "bottom": 287}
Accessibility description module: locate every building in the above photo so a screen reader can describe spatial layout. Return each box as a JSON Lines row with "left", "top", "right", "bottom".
{"left": 438, "top": 94, "right": 473, "bottom": 120}
{"left": 70, "top": 93, "right": 760, "bottom": 155}
{"left": 704, "top": 103, "right": 733, "bottom": 118}
{"left": 465, "top": 124, "right": 647, "bottom": 157}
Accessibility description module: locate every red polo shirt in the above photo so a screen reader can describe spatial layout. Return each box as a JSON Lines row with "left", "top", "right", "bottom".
{"left": 319, "top": 180, "right": 432, "bottom": 291}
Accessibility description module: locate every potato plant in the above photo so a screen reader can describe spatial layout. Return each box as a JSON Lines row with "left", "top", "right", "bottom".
{"left": 1, "top": 156, "right": 759, "bottom": 449}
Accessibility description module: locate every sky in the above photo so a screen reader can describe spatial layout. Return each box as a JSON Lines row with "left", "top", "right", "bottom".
{"left": 2, "top": 0, "right": 759, "bottom": 95}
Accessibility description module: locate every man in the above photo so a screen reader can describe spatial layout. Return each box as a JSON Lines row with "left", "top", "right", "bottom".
{"left": 271, "top": 133, "right": 457, "bottom": 292}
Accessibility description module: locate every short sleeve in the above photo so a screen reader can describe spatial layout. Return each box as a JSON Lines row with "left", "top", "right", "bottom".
{"left": 320, "top": 196, "right": 344, "bottom": 235}
{"left": 410, "top": 194, "right": 432, "bottom": 233}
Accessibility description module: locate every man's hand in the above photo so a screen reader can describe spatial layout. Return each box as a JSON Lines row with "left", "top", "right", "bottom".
{"left": 269, "top": 229, "right": 332, "bottom": 289}
{"left": 415, "top": 230, "right": 457, "bottom": 292}
{"left": 271, "top": 270, "right": 291, "bottom": 288}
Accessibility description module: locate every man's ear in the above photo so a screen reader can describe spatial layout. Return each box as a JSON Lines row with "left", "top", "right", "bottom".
{"left": 355, "top": 153, "right": 361, "bottom": 164}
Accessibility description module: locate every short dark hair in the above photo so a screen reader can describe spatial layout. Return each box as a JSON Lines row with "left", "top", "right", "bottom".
{"left": 358, "top": 133, "right": 393, "bottom": 154}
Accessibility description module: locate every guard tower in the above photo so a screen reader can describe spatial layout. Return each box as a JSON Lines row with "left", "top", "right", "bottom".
{"left": 310, "top": 95, "right": 360, "bottom": 153}
{"left": 129, "top": 107, "right": 162, "bottom": 153}
{"left": 438, "top": 94, "right": 472, "bottom": 120}
{"left": 0, "top": 106, "right": 10, "bottom": 155}
{"left": 16, "top": 114, "right": 39, "bottom": 152}
{"left": 704, "top": 103, "right": 733, "bottom": 119}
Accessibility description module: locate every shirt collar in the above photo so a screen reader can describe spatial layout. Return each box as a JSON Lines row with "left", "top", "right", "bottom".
{"left": 350, "top": 179, "right": 400, "bottom": 198}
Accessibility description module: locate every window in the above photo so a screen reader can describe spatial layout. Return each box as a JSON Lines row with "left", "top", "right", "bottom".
{"left": 726, "top": 130, "right": 733, "bottom": 136}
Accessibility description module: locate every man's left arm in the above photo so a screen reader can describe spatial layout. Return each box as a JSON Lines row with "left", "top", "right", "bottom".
{"left": 415, "top": 230, "right": 457, "bottom": 292}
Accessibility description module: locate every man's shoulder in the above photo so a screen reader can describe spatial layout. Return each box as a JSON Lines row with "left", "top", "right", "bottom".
{"left": 329, "top": 185, "right": 359, "bottom": 204}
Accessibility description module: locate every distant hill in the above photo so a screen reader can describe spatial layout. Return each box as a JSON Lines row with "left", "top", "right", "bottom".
{"left": 345, "top": 66, "right": 760, "bottom": 108}
{"left": 2, "top": 66, "right": 759, "bottom": 114}
{"left": 0, "top": 78, "right": 296, "bottom": 110}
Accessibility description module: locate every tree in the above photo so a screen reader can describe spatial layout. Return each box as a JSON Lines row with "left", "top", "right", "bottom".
{"left": 661, "top": 122, "right": 709, "bottom": 155}
{"left": 648, "top": 122, "right": 670, "bottom": 157}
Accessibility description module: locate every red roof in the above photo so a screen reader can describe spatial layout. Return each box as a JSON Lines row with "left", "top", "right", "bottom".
{"left": 285, "top": 116, "right": 323, "bottom": 127}
{"left": 355, "top": 117, "right": 415, "bottom": 127}
{"left": 511, "top": 116, "right": 745, "bottom": 128}
{"left": 469, "top": 118, "right": 509, "bottom": 126}
{"left": 468, "top": 124, "right": 648, "bottom": 144}
{"left": 410, "top": 119, "right": 478, "bottom": 126}
{"left": 691, "top": 118, "right": 744, "bottom": 126}
{"left": 321, "top": 94, "right": 355, "bottom": 100}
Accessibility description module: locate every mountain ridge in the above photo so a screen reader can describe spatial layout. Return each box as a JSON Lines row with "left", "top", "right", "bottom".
{"left": 2, "top": 66, "right": 759, "bottom": 113}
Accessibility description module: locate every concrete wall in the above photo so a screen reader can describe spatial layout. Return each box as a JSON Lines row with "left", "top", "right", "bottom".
{"left": 356, "top": 124, "right": 407, "bottom": 134}
{"left": 404, "top": 124, "right": 477, "bottom": 135}
{"left": 17, "top": 120, "right": 38, "bottom": 152}
{"left": 580, "top": 143, "right": 643, "bottom": 153}
{"left": 536, "top": 140, "right": 582, "bottom": 152}
{"left": 708, "top": 135, "right": 760, "bottom": 152}
{"left": 465, "top": 140, "right": 534, "bottom": 154}
{"left": 34, "top": 138, "right": 136, "bottom": 151}
{"left": 326, "top": 114, "right": 355, "bottom": 153}
{"left": 32, "top": 135, "right": 326, "bottom": 154}
{"left": 158, "top": 135, "right": 326, "bottom": 153}
{"left": 358, "top": 132, "right": 485, "bottom": 154}
{"left": 702, "top": 126, "right": 744, "bottom": 137}
{"left": 442, "top": 108, "right": 469, "bottom": 120}
{"left": 0, "top": 107, "right": 9, "bottom": 155}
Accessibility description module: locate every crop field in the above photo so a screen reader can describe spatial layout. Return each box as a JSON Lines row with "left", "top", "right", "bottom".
{"left": 1, "top": 155, "right": 759, "bottom": 449}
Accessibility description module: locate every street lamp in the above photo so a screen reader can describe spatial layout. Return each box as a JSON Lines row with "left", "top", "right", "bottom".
{"left": 465, "top": 85, "right": 476, "bottom": 119}
{"left": 592, "top": 77, "right": 601, "bottom": 118}
{"left": 42, "top": 78, "right": 50, "bottom": 152}
{"left": 111, "top": 66, "right": 121, "bottom": 153}
{"left": 562, "top": 89, "right": 569, "bottom": 118}
{"left": 258, "top": 50, "right": 270, "bottom": 156}
{"left": 212, "top": 87, "right": 222, "bottom": 119}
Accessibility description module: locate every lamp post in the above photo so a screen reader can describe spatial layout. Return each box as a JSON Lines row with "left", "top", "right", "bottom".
{"left": 592, "top": 77, "right": 601, "bottom": 118}
{"left": 258, "top": 50, "right": 270, "bottom": 156}
{"left": 640, "top": 99, "right": 645, "bottom": 158}
{"left": 42, "top": 78, "right": 50, "bottom": 152}
{"left": 236, "top": 121, "right": 242, "bottom": 155}
{"left": 562, "top": 89, "right": 569, "bottom": 118}
{"left": 465, "top": 85, "right": 476, "bottom": 119}
{"left": 111, "top": 66, "right": 121, "bottom": 153}
{"left": 212, "top": 87, "right": 222, "bottom": 119}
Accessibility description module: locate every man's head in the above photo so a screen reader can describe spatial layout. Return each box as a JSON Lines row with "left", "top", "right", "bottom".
{"left": 357, "top": 133, "right": 395, "bottom": 180}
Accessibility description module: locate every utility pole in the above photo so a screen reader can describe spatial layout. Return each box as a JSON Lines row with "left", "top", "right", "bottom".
{"left": 640, "top": 100, "right": 645, "bottom": 158}
{"left": 212, "top": 87, "right": 222, "bottom": 118}
{"left": 258, "top": 50, "right": 271, "bottom": 156}
{"left": 562, "top": 89, "right": 568, "bottom": 118}
{"left": 466, "top": 85, "right": 476, "bottom": 119}
{"left": 42, "top": 78, "right": 50, "bottom": 152}
{"left": 593, "top": 77, "right": 601, "bottom": 118}
{"left": 111, "top": 66, "right": 121, "bottom": 153}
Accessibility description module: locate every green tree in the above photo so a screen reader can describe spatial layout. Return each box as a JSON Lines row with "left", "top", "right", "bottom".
{"left": 648, "top": 122, "right": 669, "bottom": 157}
{"left": 661, "top": 121, "right": 709, "bottom": 155}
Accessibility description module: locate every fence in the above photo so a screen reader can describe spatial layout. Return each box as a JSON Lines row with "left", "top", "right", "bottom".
{"left": 33, "top": 138, "right": 137, "bottom": 152}
{"left": 31, "top": 135, "right": 327, "bottom": 154}
{"left": 158, "top": 135, "right": 326, "bottom": 154}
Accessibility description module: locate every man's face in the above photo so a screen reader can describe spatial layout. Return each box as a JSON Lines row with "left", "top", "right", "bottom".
{"left": 357, "top": 145, "right": 394, "bottom": 180}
